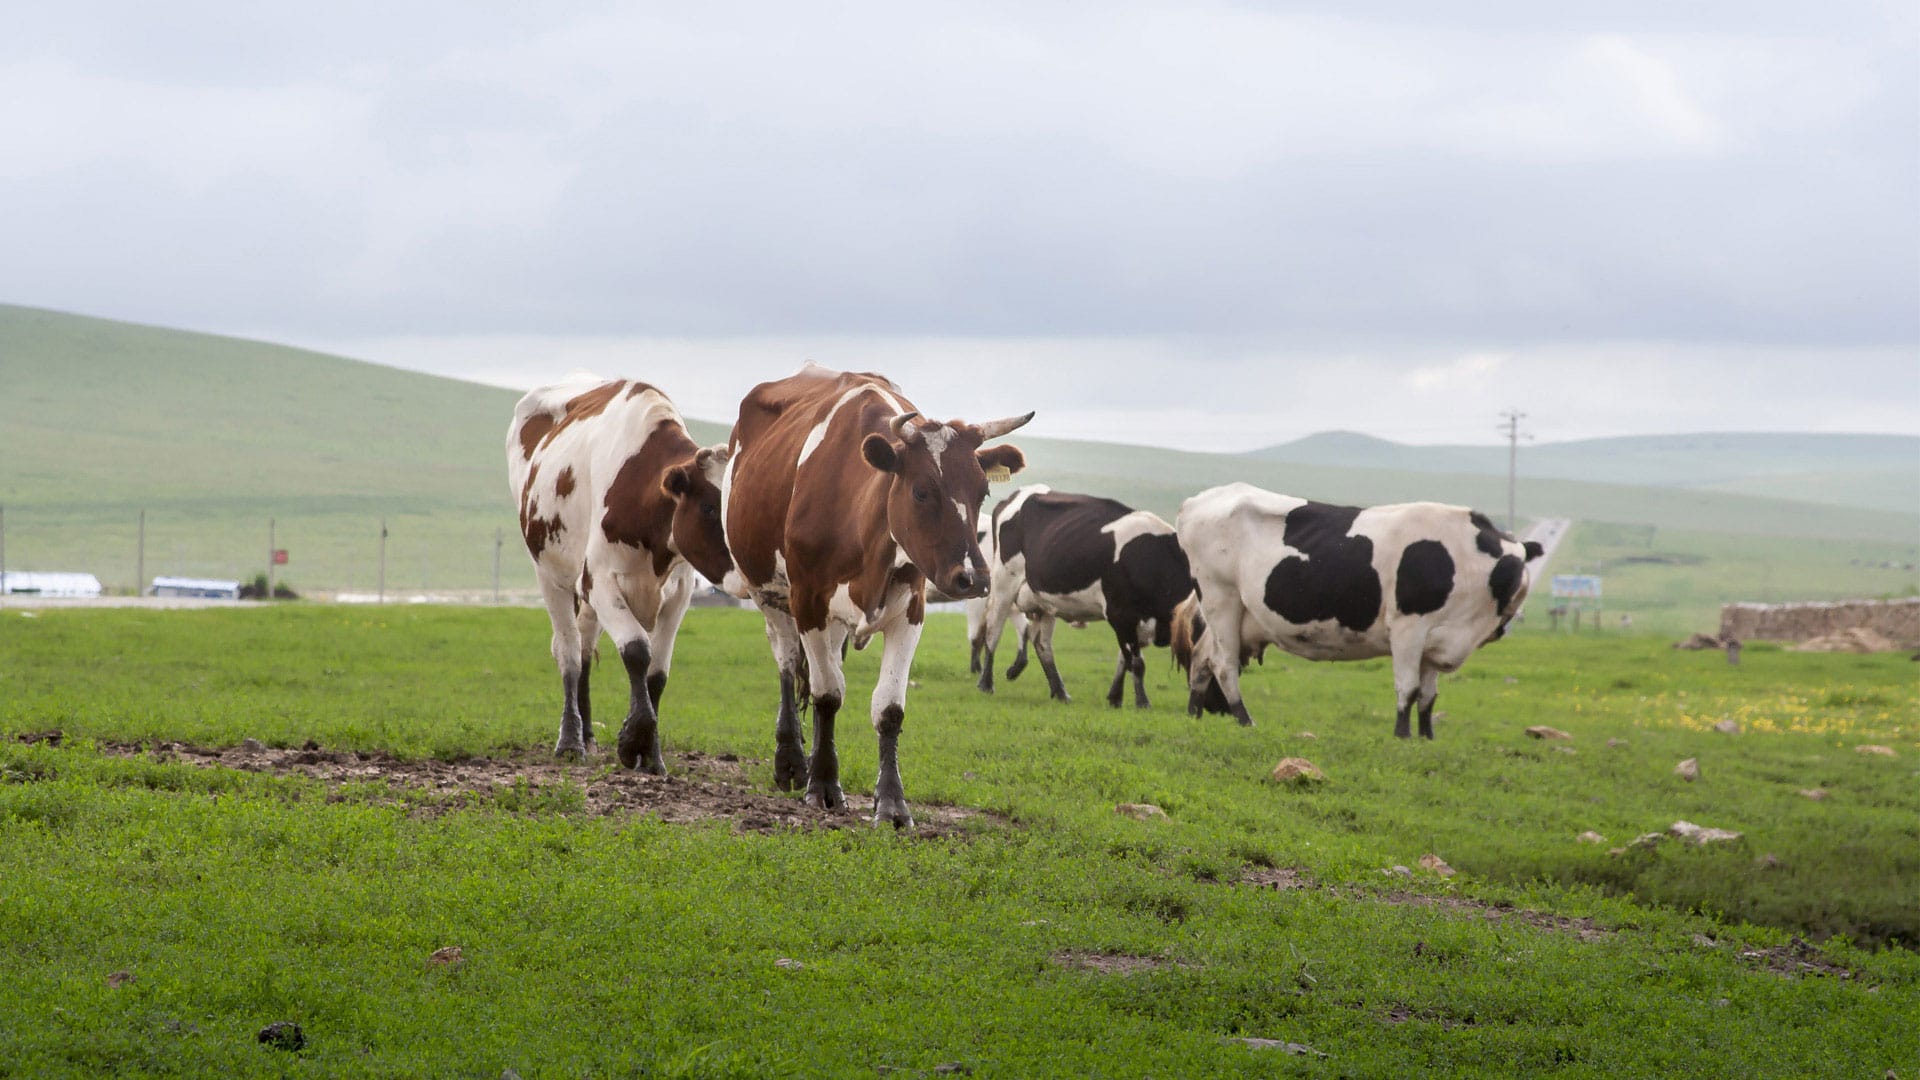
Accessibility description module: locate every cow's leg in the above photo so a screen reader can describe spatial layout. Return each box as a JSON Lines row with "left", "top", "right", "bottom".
{"left": 643, "top": 567, "right": 696, "bottom": 716}
{"left": 585, "top": 570, "right": 667, "bottom": 774}
{"left": 538, "top": 577, "right": 590, "bottom": 758}
{"left": 1031, "top": 616, "right": 1071, "bottom": 703}
{"left": 975, "top": 574, "right": 1019, "bottom": 694}
{"left": 761, "top": 609, "right": 808, "bottom": 792}
{"left": 870, "top": 616, "right": 924, "bottom": 829}
{"left": 1390, "top": 630, "right": 1426, "bottom": 740}
{"left": 1189, "top": 599, "right": 1253, "bottom": 725}
{"left": 799, "top": 622, "right": 850, "bottom": 811}
{"left": 1130, "top": 646, "right": 1150, "bottom": 710}
{"left": 574, "top": 598, "right": 602, "bottom": 749}
{"left": 1006, "top": 611, "right": 1036, "bottom": 676}
{"left": 1106, "top": 647, "right": 1130, "bottom": 708}
{"left": 1416, "top": 665, "right": 1441, "bottom": 740}
{"left": 965, "top": 597, "right": 986, "bottom": 675}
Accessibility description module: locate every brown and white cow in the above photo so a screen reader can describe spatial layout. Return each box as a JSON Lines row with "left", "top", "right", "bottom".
{"left": 722, "top": 363, "right": 1031, "bottom": 827}
{"left": 1172, "top": 482, "right": 1544, "bottom": 737}
{"left": 507, "top": 373, "right": 732, "bottom": 769}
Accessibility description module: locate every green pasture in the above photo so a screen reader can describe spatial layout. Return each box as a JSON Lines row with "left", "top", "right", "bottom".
{"left": 0, "top": 605, "right": 1914, "bottom": 1077}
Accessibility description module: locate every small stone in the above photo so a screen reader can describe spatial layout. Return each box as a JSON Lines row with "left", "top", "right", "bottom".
{"left": 1856, "top": 745, "right": 1897, "bottom": 757}
{"left": 257, "top": 1021, "right": 305, "bottom": 1052}
{"left": 1525, "top": 725, "right": 1572, "bottom": 740}
{"left": 1606, "top": 738, "right": 1628, "bottom": 748}
{"left": 1577, "top": 831, "right": 1606, "bottom": 844}
{"left": 1553, "top": 746, "right": 1577, "bottom": 755}
{"left": 1269, "top": 758, "right": 1324, "bottom": 783}
{"left": 1674, "top": 758, "right": 1699, "bottom": 781}
{"left": 1713, "top": 998, "right": 1731, "bottom": 1008}
{"left": 961, "top": 771, "right": 977, "bottom": 780}
{"left": 1018, "top": 919, "right": 1050, "bottom": 927}
{"left": 1417, "top": 853, "right": 1455, "bottom": 877}
{"left": 1224, "top": 1038, "right": 1327, "bottom": 1056}
{"left": 427, "top": 946, "right": 464, "bottom": 968}
{"left": 1756, "top": 853, "right": 1781, "bottom": 868}
{"left": 932, "top": 1065, "right": 972, "bottom": 1076}
{"left": 1382, "top": 865, "right": 1413, "bottom": 878}
{"left": 1692, "top": 933, "right": 1718, "bottom": 948}
{"left": 1295, "top": 731, "right": 1317, "bottom": 740}
{"left": 1799, "top": 788, "right": 1828, "bottom": 801}
{"left": 1628, "top": 832, "right": 1665, "bottom": 851}
{"left": 1607, "top": 847, "right": 1627, "bottom": 856}
{"left": 1713, "top": 719, "right": 1741, "bottom": 735}
{"left": 1504, "top": 677, "right": 1519, "bottom": 685}
{"left": 106, "top": 970, "right": 135, "bottom": 988}
{"left": 1116, "top": 802, "right": 1167, "bottom": 820}
{"left": 240, "top": 738, "right": 266, "bottom": 752}
{"left": 1669, "top": 820, "right": 1742, "bottom": 845}
{"left": 774, "top": 957, "right": 804, "bottom": 970}
{"left": 502, "top": 1070, "right": 522, "bottom": 1080}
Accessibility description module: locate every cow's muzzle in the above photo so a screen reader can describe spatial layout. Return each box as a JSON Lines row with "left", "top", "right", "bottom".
{"left": 945, "top": 569, "right": 987, "bottom": 600}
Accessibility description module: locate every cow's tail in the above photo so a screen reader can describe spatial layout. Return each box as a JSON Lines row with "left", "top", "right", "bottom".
{"left": 793, "top": 649, "right": 811, "bottom": 719}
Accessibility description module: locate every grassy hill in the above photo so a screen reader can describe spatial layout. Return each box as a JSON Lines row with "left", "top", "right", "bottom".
{"left": 1249, "top": 430, "right": 1919, "bottom": 514}
{"left": 3, "top": 304, "right": 1914, "bottom": 629}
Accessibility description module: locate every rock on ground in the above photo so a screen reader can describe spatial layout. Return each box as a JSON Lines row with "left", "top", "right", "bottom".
{"left": 1115, "top": 802, "right": 1167, "bottom": 820}
{"left": 1270, "top": 758, "right": 1324, "bottom": 783}
{"left": 1525, "top": 726, "right": 1573, "bottom": 740}
{"left": 1674, "top": 758, "right": 1699, "bottom": 781}
{"left": 1670, "top": 820, "right": 1743, "bottom": 845}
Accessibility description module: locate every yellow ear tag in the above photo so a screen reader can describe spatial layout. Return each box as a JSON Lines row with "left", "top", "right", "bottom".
{"left": 984, "top": 465, "right": 1012, "bottom": 483}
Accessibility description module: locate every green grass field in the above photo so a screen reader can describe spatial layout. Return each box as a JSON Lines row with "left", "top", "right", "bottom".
{"left": 1, "top": 605, "right": 1914, "bottom": 1077}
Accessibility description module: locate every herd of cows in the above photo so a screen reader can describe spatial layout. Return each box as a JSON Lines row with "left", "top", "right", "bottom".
{"left": 509, "top": 364, "right": 1547, "bottom": 827}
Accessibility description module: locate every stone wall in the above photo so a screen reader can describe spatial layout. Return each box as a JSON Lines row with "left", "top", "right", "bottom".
{"left": 1719, "top": 597, "right": 1920, "bottom": 648}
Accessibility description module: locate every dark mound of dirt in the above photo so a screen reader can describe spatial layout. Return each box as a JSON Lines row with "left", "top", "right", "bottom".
{"left": 97, "top": 740, "right": 998, "bottom": 839}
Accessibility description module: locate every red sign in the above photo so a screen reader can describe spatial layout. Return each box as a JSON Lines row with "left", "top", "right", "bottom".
{"left": 272, "top": 549, "right": 289, "bottom": 565}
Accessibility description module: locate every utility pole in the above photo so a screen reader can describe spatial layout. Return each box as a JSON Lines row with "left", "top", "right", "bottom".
{"left": 1498, "top": 408, "right": 1529, "bottom": 532}
{"left": 267, "top": 518, "right": 276, "bottom": 598}
{"left": 378, "top": 519, "right": 388, "bottom": 604}
{"left": 1, "top": 504, "right": 8, "bottom": 606}
{"left": 137, "top": 509, "right": 146, "bottom": 599}
{"left": 493, "top": 527, "right": 503, "bottom": 604}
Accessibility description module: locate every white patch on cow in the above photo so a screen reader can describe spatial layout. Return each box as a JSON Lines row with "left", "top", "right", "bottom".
{"left": 797, "top": 385, "right": 911, "bottom": 468}
{"left": 827, "top": 582, "right": 864, "bottom": 626}
{"left": 1023, "top": 579, "right": 1107, "bottom": 624}
{"left": 920, "top": 424, "right": 953, "bottom": 476}
{"left": 1137, "top": 618, "right": 1157, "bottom": 647}
{"left": 1101, "top": 509, "right": 1175, "bottom": 548}
{"left": 870, "top": 615, "right": 924, "bottom": 725}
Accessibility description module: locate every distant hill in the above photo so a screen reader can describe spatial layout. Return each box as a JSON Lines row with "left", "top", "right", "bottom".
{"left": 2, "top": 303, "right": 1914, "bottom": 630}
{"left": 1248, "top": 430, "right": 1919, "bottom": 514}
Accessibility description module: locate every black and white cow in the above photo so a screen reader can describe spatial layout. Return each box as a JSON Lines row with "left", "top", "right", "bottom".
{"left": 977, "top": 485, "right": 1193, "bottom": 707}
{"left": 1171, "top": 482, "right": 1544, "bottom": 737}
{"left": 958, "top": 523, "right": 1027, "bottom": 677}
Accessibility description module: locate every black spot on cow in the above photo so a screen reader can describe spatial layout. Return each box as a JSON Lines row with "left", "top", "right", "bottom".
{"left": 1489, "top": 555, "right": 1524, "bottom": 615}
{"left": 1395, "top": 539, "right": 1454, "bottom": 616}
{"left": 1468, "top": 511, "right": 1506, "bottom": 558}
{"left": 1263, "top": 503, "right": 1380, "bottom": 632}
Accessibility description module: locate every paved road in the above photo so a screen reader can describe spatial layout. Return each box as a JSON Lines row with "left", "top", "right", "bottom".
{"left": 1521, "top": 518, "right": 1573, "bottom": 574}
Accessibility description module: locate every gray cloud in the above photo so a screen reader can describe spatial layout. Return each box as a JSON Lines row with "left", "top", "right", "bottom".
{"left": 2, "top": 2, "right": 1915, "bottom": 442}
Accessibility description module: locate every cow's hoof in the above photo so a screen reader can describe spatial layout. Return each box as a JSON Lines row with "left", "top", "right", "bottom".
{"left": 872, "top": 799, "right": 914, "bottom": 830}
{"left": 1051, "top": 693, "right": 1073, "bottom": 705}
{"left": 555, "top": 742, "right": 587, "bottom": 761}
{"left": 804, "top": 783, "right": 844, "bottom": 811}
{"left": 773, "top": 742, "right": 806, "bottom": 792}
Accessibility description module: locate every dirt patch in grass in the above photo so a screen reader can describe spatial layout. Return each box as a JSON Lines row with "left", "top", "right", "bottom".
{"left": 93, "top": 740, "right": 998, "bottom": 838}
{"left": 1050, "top": 950, "right": 1191, "bottom": 975}
{"left": 1735, "top": 937, "right": 1860, "bottom": 980}
{"left": 1368, "top": 891, "right": 1616, "bottom": 944}
{"left": 1239, "top": 866, "right": 1313, "bottom": 891}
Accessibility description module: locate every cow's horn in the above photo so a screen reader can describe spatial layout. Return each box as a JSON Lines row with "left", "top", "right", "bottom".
{"left": 974, "top": 411, "right": 1035, "bottom": 440}
{"left": 889, "top": 411, "right": 921, "bottom": 439}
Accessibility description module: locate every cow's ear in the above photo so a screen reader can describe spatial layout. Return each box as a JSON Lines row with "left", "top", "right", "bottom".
{"left": 976, "top": 443, "right": 1025, "bottom": 478}
{"left": 662, "top": 465, "right": 692, "bottom": 500}
{"left": 1524, "top": 540, "right": 1545, "bottom": 561}
{"left": 862, "top": 433, "right": 902, "bottom": 473}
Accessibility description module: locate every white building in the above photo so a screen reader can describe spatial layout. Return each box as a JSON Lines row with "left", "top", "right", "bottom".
{"left": 0, "top": 571, "right": 104, "bottom": 597}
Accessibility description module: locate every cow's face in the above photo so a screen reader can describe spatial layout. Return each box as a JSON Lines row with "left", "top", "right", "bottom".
{"left": 662, "top": 444, "right": 734, "bottom": 585}
{"left": 861, "top": 412, "right": 1031, "bottom": 599}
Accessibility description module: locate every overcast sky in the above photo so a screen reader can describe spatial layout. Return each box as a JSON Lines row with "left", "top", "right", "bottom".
{"left": 5, "top": 2, "right": 1916, "bottom": 450}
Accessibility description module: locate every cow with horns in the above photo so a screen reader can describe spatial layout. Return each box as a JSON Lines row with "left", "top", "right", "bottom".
{"left": 722, "top": 363, "right": 1032, "bottom": 827}
{"left": 976, "top": 485, "right": 1193, "bottom": 708}
{"left": 507, "top": 374, "right": 733, "bottom": 768}
{"left": 1172, "top": 482, "right": 1544, "bottom": 737}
